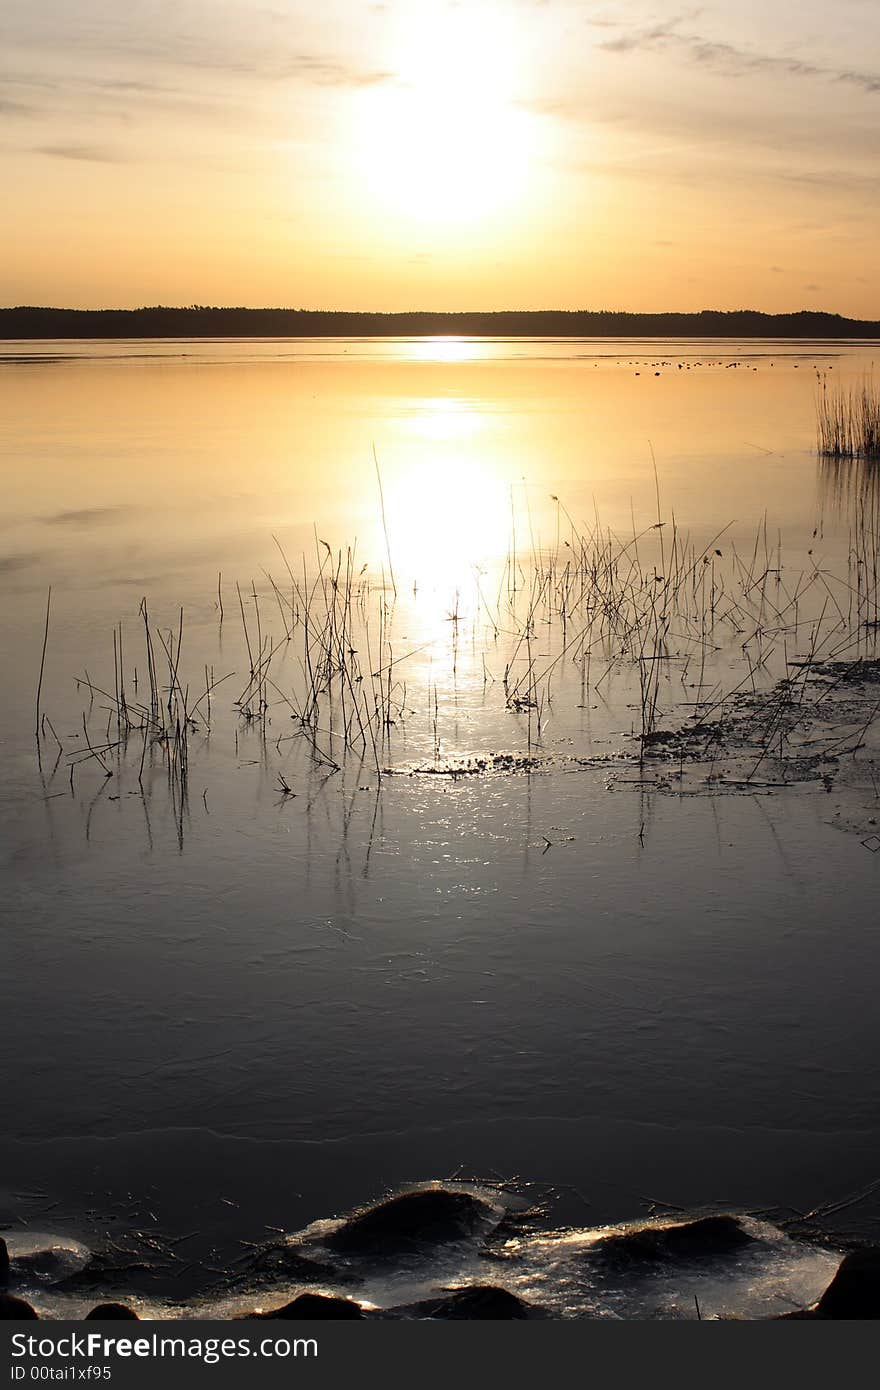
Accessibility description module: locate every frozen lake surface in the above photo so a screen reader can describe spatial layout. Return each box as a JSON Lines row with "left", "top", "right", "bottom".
{"left": 1, "top": 336, "right": 878, "bottom": 1313}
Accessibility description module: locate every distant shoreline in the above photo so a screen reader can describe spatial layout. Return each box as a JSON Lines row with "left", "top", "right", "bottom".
{"left": 2, "top": 307, "right": 880, "bottom": 339}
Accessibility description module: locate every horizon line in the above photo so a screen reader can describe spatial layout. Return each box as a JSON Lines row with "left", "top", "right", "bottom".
{"left": 2, "top": 304, "right": 878, "bottom": 320}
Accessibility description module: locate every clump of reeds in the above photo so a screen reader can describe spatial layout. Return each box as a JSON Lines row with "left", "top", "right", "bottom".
{"left": 38, "top": 434, "right": 880, "bottom": 836}
{"left": 816, "top": 373, "right": 880, "bottom": 461}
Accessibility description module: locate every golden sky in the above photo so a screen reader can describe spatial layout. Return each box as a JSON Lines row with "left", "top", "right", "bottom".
{"left": 2, "top": 0, "right": 878, "bottom": 313}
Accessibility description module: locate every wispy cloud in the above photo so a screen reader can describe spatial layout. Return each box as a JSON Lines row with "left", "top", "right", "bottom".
{"left": 598, "top": 11, "right": 694, "bottom": 54}
{"left": 0, "top": 95, "right": 37, "bottom": 116}
{"left": 0, "top": 552, "right": 38, "bottom": 574}
{"left": 35, "top": 142, "right": 128, "bottom": 162}
{"left": 1, "top": 0, "right": 397, "bottom": 90}
{"left": 44, "top": 505, "right": 132, "bottom": 524}
{"left": 597, "top": 18, "right": 880, "bottom": 96}
{"left": 272, "top": 55, "right": 394, "bottom": 87}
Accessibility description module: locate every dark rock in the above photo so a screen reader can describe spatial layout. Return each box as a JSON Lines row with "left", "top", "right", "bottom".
{"left": 592, "top": 1215, "right": 756, "bottom": 1266}
{"left": 0, "top": 1293, "right": 39, "bottom": 1320}
{"left": 85, "top": 1303, "right": 140, "bottom": 1320}
{"left": 248, "top": 1294, "right": 364, "bottom": 1320}
{"left": 324, "top": 1188, "right": 495, "bottom": 1256}
{"left": 5, "top": 1235, "right": 92, "bottom": 1285}
{"left": 249, "top": 1243, "right": 346, "bottom": 1285}
{"left": 17, "top": 1250, "right": 69, "bottom": 1279}
{"left": 412, "top": 1285, "right": 536, "bottom": 1320}
{"left": 814, "top": 1248, "right": 880, "bottom": 1319}
{"left": 55, "top": 1260, "right": 152, "bottom": 1292}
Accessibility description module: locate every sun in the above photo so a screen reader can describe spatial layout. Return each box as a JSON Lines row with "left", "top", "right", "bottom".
{"left": 353, "top": 2, "right": 534, "bottom": 227}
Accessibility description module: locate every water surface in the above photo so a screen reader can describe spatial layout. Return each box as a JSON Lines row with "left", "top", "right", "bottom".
{"left": 1, "top": 337, "right": 878, "bottom": 1305}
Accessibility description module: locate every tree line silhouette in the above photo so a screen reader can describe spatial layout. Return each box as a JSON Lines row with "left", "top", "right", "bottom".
{"left": 2, "top": 306, "right": 879, "bottom": 338}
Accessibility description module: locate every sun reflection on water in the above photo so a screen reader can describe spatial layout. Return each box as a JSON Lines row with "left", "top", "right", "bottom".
{"left": 404, "top": 338, "right": 496, "bottom": 364}
{"left": 382, "top": 395, "right": 511, "bottom": 594}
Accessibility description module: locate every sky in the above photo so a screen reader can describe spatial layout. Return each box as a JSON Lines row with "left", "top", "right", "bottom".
{"left": 2, "top": 0, "right": 879, "bottom": 313}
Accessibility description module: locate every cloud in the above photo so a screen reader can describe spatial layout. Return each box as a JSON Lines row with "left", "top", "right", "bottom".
{"left": 44, "top": 506, "right": 132, "bottom": 524}
{"left": 0, "top": 51, "right": 395, "bottom": 147}
{"left": 43, "top": 500, "right": 134, "bottom": 522}
{"left": 0, "top": 95, "right": 37, "bottom": 116}
{"left": 597, "top": 18, "right": 880, "bottom": 96}
{"left": 599, "top": 12, "right": 693, "bottom": 54}
{"left": 776, "top": 167, "right": 880, "bottom": 194}
{"left": 1, "top": 1, "right": 396, "bottom": 91}
{"left": 270, "top": 54, "right": 394, "bottom": 87}
{"left": 35, "top": 142, "right": 128, "bottom": 162}
{"left": 0, "top": 552, "right": 39, "bottom": 573}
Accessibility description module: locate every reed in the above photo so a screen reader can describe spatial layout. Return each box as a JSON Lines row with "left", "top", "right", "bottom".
{"left": 44, "top": 451, "right": 880, "bottom": 834}
{"left": 35, "top": 585, "right": 51, "bottom": 740}
{"left": 817, "top": 373, "right": 880, "bottom": 461}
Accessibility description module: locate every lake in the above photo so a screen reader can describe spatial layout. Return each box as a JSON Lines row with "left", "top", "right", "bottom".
{"left": 1, "top": 337, "right": 878, "bottom": 1317}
